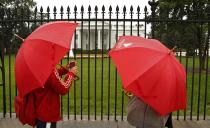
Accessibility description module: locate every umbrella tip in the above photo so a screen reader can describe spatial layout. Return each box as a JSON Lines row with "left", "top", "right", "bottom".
{"left": 169, "top": 46, "right": 177, "bottom": 55}
{"left": 14, "top": 34, "right": 25, "bottom": 41}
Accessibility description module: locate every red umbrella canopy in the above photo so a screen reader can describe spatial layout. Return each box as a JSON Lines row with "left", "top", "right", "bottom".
{"left": 15, "top": 21, "right": 78, "bottom": 97}
{"left": 109, "top": 36, "right": 186, "bottom": 115}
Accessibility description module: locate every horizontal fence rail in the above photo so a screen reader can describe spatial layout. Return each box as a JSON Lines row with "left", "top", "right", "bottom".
{"left": 0, "top": 1, "right": 210, "bottom": 121}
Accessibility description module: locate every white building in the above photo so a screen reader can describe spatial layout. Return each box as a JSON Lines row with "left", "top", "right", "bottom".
{"left": 71, "top": 21, "right": 145, "bottom": 50}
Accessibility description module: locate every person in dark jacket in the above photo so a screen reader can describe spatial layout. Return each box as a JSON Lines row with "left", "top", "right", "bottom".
{"left": 35, "top": 62, "right": 78, "bottom": 128}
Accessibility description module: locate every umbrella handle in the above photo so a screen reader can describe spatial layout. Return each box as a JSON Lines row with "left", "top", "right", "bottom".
{"left": 14, "top": 34, "right": 25, "bottom": 41}
{"left": 74, "top": 75, "right": 80, "bottom": 81}
{"left": 123, "top": 90, "right": 133, "bottom": 98}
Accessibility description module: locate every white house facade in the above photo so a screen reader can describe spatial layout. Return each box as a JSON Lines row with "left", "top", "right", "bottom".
{"left": 70, "top": 21, "right": 145, "bottom": 50}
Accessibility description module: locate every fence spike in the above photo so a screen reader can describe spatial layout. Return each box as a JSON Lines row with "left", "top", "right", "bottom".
{"left": 102, "top": 5, "right": 105, "bottom": 12}
{"left": 81, "top": 5, "right": 84, "bottom": 13}
{"left": 53, "top": 6, "right": 57, "bottom": 13}
{"left": 116, "top": 5, "right": 119, "bottom": 12}
{"left": 123, "top": 6, "right": 126, "bottom": 13}
{"left": 40, "top": 6, "right": 43, "bottom": 13}
{"left": 95, "top": 6, "right": 98, "bottom": 12}
{"left": 47, "top": 6, "right": 50, "bottom": 13}
{"left": 109, "top": 5, "right": 112, "bottom": 12}
{"left": 137, "top": 6, "right": 140, "bottom": 12}
{"left": 60, "top": 6, "right": 64, "bottom": 13}
{"left": 130, "top": 5, "right": 133, "bottom": 15}
{"left": 74, "top": 5, "right": 77, "bottom": 12}
{"left": 88, "top": 5, "right": 91, "bottom": 16}
{"left": 67, "top": 6, "right": 70, "bottom": 14}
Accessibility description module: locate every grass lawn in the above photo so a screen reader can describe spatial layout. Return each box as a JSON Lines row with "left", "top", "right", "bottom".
{"left": 0, "top": 54, "right": 210, "bottom": 118}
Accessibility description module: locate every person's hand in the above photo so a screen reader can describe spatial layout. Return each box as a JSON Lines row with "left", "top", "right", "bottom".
{"left": 70, "top": 66, "right": 78, "bottom": 76}
{"left": 65, "top": 61, "right": 76, "bottom": 70}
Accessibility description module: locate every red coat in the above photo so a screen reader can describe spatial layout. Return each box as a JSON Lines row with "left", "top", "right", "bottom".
{"left": 34, "top": 67, "right": 75, "bottom": 122}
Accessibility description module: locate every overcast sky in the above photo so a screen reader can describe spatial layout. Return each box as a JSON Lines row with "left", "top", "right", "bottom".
{"left": 34, "top": 0, "right": 150, "bottom": 8}
{"left": 34, "top": 0, "right": 150, "bottom": 14}
{"left": 34, "top": 0, "right": 151, "bottom": 19}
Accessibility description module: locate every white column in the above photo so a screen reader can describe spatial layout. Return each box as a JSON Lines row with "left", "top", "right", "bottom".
{"left": 98, "top": 30, "right": 101, "bottom": 49}
{"left": 78, "top": 30, "right": 81, "bottom": 49}
{"left": 69, "top": 38, "right": 74, "bottom": 57}
{"left": 71, "top": 34, "right": 75, "bottom": 49}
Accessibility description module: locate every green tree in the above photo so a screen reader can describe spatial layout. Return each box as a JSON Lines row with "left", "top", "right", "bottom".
{"left": 0, "top": 0, "right": 36, "bottom": 53}
{"left": 153, "top": 0, "right": 209, "bottom": 69}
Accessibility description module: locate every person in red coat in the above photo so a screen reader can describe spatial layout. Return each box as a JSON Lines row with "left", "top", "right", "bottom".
{"left": 35, "top": 62, "right": 78, "bottom": 128}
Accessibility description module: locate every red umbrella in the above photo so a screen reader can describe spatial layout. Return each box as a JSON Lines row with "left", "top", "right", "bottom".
{"left": 109, "top": 36, "right": 186, "bottom": 115}
{"left": 15, "top": 21, "right": 78, "bottom": 97}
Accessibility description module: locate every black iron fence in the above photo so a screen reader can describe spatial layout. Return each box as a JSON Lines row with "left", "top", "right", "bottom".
{"left": 0, "top": 0, "right": 209, "bottom": 121}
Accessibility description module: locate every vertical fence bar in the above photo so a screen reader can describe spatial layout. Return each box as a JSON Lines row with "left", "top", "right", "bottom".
{"left": 190, "top": 48, "right": 196, "bottom": 120}
{"left": 1, "top": 38, "right": 5, "bottom": 117}
{"left": 178, "top": 12, "right": 186, "bottom": 119}
{"left": 87, "top": 5, "right": 91, "bottom": 120}
{"left": 66, "top": 6, "right": 70, "bottom": 120}
{"left": 94, "top": 6, "right": 98, "bottom": 120}
{"left": 47, "top": 6, "right": 50, "bottom": 22}
{"left": 1, "top": 31, "right": 5, "bottom": 117}
{"left": 137, "top": 6, "right": 140, "bottom": 36}
{"left": 130, "top": 6, "right": 133, "bottom": 36}
{"left": 73, "top": 5, "right": 78, "bottom": 120}
{"left": 180, "top": 8, "right": 187, "bottom": 120}
{"left": 182, "top": 18, "right": 187, "bottom": 120}
{"left": 144, "top": 6, "right": 147, "bottom": 38}
{"left": 59, "top": 6, "right": 65, "bottom": 117}
{"left": 203, "top": 42, "right": 209, "bottom": 120}
{"left": 190, "top": 45, "right": 195, "bottom": 120}
{"left": 184, "top": 52, "right": 188, "bottom": 120}
{"left": 190, "top": 26, "right": 196, "bottom": 121}
{"left": 107, "top": 5, "right": 112, "bottom": 121}
{"left": 27, "top": 5, "right": 31, "bottom": 114}
{"left": 101, "top": 5, "right": 105, "bottom": 120}
{"left": 60, "top": 5, "right": 65, "bottom": 118}
{"left": 177, "top": 51, "right": 182, "bottom": 120}
{"left": 7, "top": 8, "right": 12, "bottom": 118}
{"left": 197, "top": 23, "right": 202, "bottom": 121}
{"left": 53, "top": 6, "right": 57, "bottom": 20}
{"left": 40, "top": 6, "right": 43, "bottom": 24}
{"left": 204, "top": 3, "right": 210, "bottom": 120}
{"left": 0, "top": 6, "right": 4, "bottom": 114}
{"left": 0, "top": 7, "right": 6, "bottom": 115}
{"left": 34, "top": 7, "right": 38, "bottom": 31}
{"left": 177, "top": 32, "right": 183, "bottom": 120}
{"left": 60, "top": 6, "right": 64, "bottom": 20}
{"left": 121, "top": 6, "right": 126, "bottom": 121}
{"left": 114, "top": 5, "right": 119, "bottom": 121}
{"left": 14, "top": 7, "right": 18, "bottom": 98}
{"left": 190, "top": 3, "right": 196, "bottom": 120}
{"left": 80, "top": 5, "right": 84, "bottom": 120}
